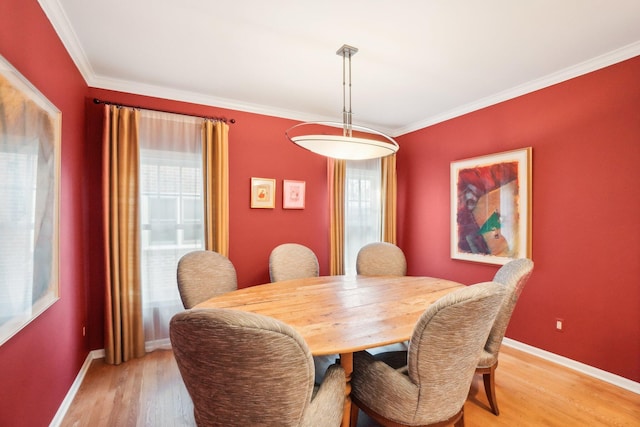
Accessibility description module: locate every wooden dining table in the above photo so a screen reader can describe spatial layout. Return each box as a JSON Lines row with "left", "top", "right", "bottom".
{"left": 194, "top": 274, "right": 465, "bottom": 427}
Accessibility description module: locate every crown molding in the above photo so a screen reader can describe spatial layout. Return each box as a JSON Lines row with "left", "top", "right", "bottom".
{"left": 89, "top": 75, "right": 398, "bottom": 135}
{"left": 393, "top": 41, "right": 640, "bottom": 136}
{"left": 38, "top": 0, "right": 95, "bottom": 83}
{"left": 87, "top": 74, "right": 342, "bottom": 125}
{"left": 36, "top": 0, "right": 339, "bottom": 125}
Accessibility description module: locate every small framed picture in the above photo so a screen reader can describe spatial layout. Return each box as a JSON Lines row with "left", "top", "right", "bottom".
{"left": 283, "top": 180, "right": 306, "bottom": 209}
{"left": 250, "top": 177, "right": 276, "bottom": 208}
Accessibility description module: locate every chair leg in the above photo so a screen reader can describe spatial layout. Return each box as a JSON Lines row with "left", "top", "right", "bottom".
{"left": 454, "top": 408, "right": 465, "bottom": 427}
{"left": 349, "top": 400, "right": 359, "bottom": 426}
{"left": 482, "top": 363, "right": 499, "bottom": 415}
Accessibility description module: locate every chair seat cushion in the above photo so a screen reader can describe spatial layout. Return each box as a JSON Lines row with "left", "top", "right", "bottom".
{"left": 477, "top": 349, "right": 498, "bottom": 369}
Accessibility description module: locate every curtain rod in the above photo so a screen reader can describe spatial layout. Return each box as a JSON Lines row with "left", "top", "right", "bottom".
{"left": 93, "top": 98, "right": 236, "bottom": 124}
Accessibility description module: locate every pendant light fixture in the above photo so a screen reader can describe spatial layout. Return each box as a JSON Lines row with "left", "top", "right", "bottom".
{"left": 285, "top": 45, "right": 399, "bottom": 160}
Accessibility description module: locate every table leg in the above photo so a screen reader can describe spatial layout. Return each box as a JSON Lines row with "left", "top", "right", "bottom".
{"left": 339, "top": 352, "right": 353, "bottom": 427}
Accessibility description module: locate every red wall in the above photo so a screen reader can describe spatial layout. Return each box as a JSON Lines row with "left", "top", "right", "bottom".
{"left": 395, "top": 56, "right": 640, "bottom": 382}
{"left": 84, "top": 88, "right": 330, "bottom": 350}
{"left": 0, "top": 0, "right": 89, "bottom": 425}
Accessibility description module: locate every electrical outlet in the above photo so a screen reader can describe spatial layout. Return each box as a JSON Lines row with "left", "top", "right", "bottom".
{"left": 555, "top": 318, "right": 564, "bottom": 332}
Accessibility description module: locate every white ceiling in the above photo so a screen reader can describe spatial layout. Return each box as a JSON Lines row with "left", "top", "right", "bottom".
{"left": 40, "top": 0, "right": 640, "bottom": 136}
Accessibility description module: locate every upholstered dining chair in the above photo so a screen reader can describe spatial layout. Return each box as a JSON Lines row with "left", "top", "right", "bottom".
{"left": 349, "top": 281, "right": 506, "bottom": 427}
{"left": 269, "top": 243, "right": 320, "bottom": 282}
{"left": 176, "top": 250, "right": 237, "bottom": 309}
{"left": 476, "top": 257, "right": 534, "bottom": 415}
{"left": 268, "top": 243, "right": 334, "bottom": 383}
{"left": 170, "top": 308, "right": 346, "bottom": 427}
{"left": 356, "top": 242, "right": 407, "bottom": 276}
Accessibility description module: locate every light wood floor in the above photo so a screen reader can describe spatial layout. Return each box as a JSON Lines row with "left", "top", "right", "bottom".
{"left": 60, "top": 345, "right": 639, "bottom": 426}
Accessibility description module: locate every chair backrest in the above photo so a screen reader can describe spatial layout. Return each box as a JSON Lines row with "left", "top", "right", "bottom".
{"left": 484, "top": 258, "right": 534, "bottom": 357}
{"left": 170, "top": 308, "right": 317, "bottom": 427}
{"left": 355, "top": 242, "right": 407, "bottom": 276}
{"left": 407, "top": 282, "right": 505, "bottom": 422}
{"left": 269, "top": 243, "right": 319, "bottom": 282}
{"left": 176, "top": 250, "right": 237, "bottom": 309}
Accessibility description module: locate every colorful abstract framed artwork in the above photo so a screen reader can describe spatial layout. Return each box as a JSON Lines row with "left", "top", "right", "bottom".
{"left": 283, "top": 180, "right": 305, "bottom": 209}
{"left": 0, "top": 54, "right": 61, "bottom": 345}
{"left": 250, "top": 177, "right": 276, "bottom": 208}
{"left": 450, "top": 148, "right": 532, "bottom": 265}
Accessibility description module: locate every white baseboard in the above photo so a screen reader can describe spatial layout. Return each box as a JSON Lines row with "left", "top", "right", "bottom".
{"left": 48, "top": 342, "right": 170, "bottom": 426}
{"left": 503, "top": 338, "right": 640, "bottom": 394}
{"left": 145, "top": 337, "right": 172, "bottom": 352}
{"left": 49, "top": 349, "right": 104, "bottom": 427}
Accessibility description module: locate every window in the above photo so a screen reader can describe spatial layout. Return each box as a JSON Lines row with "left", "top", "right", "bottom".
{"left": 344, "top": 159, "right": 382, "bottom": 275}
{"left": 140, "top": 151, "right": 203, "bottom": 247}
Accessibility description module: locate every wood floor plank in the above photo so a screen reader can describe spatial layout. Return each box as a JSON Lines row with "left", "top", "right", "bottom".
{"left": 60, "top": 346, "right": 639, "bottom": 426}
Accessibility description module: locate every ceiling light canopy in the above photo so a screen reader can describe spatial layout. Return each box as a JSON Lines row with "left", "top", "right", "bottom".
{"left": 286, "top": 45, "right": 399, "bottom": 160}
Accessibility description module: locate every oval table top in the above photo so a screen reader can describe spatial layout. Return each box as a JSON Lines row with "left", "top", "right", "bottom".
{"left": 194, "top": 275, "right": 465, "bottom": 356}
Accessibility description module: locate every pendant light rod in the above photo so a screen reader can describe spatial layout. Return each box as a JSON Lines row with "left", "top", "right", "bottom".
{"left": 338, "top": 45, "right": 358, "bottom": 138}
{"left": 285, "top": 44, "right": 399, "bottom": 160}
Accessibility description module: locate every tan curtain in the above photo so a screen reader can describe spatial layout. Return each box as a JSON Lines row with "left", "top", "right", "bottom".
{"left": 102, "top": 105, "right": 145, "bottom": 365}
{"left": 328, "top": 158, "right": 346, "bottom": 275}
{"left": 381, "top": 154, "right": 398, "bottom": 244}
{"left": 202, "top": 120, "right": 230, "bottom": 256}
